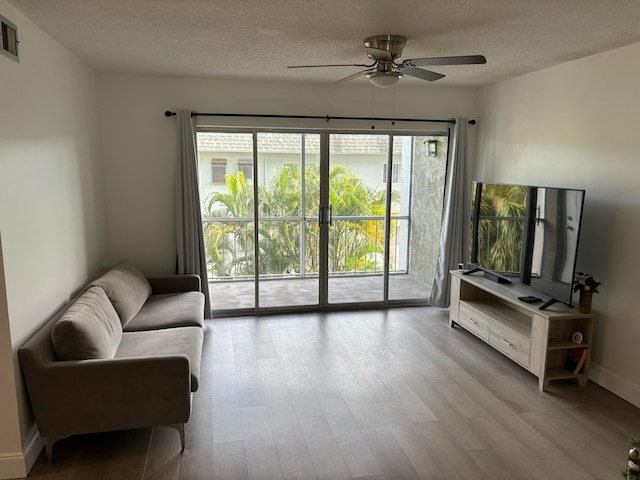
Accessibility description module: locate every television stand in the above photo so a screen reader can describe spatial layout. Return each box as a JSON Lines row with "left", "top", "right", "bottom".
{"left": 483, "top": 270, "right": 511, "bottom": 284}
{"left": 449, "top": 270, "right": 593, "bottom": 391}
{"left": 461, "top": 266, "right": 511, "bottom": 284}
{"left": 538, "top": 297, "right": 560, "bottom": 310}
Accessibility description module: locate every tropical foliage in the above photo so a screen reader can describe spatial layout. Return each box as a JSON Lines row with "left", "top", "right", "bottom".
{"left": 202, "top": 171, "right": 255, "bottom": 277}
{"left": 202, "top": 163, "right": 397, "bottom": 279}
{"left": 475, "top": 184, "right": 527, "bottom": 273}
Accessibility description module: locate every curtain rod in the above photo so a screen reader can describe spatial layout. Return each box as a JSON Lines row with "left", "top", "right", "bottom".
{"left": 164, "top": 110, "right": 476, "bottom": 125}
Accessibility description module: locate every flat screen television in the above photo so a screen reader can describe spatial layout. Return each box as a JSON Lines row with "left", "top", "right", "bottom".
{"left": 467, "top": 182, "right": 585, "bottom": 309}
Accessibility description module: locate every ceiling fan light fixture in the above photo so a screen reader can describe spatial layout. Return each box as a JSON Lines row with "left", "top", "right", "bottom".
{"left": 287, "top": 34, "right": 486, "bottom": 87}
{"left": 366, "top": 71, "right": 402, "bottom": 88}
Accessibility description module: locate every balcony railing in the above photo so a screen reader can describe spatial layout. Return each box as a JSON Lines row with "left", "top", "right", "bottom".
{"left": 202, "top": 216, "right": 409, "bottom": 281}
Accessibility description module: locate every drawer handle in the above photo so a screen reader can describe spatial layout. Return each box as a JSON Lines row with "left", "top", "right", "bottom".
{"left": 499, "top": 338, "right": 512, "bottom": 347}
{"left": 465, "top": 317, "right": 478, "bottom": 325}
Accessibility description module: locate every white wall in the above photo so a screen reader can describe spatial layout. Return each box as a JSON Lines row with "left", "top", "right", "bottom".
{"left": 97, "top": 75, "right": 479, "bottom": 275}
{"left": 477, "top": 42, "right": 640, "bottom": 406}
{"left": 0, "top": 1, "right": 109, "bottom": 477}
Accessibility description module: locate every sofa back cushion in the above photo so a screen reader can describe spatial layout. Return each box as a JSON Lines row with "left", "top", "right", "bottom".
{"left": 90, "top": 259, "right": 152, "bottom": 327}
{"left": 51, "top": 286, "right": 123, "bottom": 360}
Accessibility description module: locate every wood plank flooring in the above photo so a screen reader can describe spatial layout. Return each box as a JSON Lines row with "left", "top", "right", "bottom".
{"left": 23, "top": 307, "right": 640, "bottom": 479}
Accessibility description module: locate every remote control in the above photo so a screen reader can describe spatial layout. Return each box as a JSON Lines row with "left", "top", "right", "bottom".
{"left": 518, "top": 295, "right": 542, "bottom": 303}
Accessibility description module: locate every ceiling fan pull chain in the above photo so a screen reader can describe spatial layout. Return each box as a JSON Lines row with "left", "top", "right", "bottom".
{"left": 371, "top": 86, "right": 376, "bottom": 130}
{"left": 392, "top": 83, "right": 396, "bottom": 126}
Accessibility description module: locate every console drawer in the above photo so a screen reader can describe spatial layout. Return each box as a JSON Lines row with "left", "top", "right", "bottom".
{"left": 457, "top": 303, "right": 490, "bottom": 341}
{"left": 489, "top": 321, "right": 530, "bottom": 367}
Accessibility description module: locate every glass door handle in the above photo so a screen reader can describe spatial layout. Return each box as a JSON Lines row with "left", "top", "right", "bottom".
{"left": 318, "top": 206, "right": 333, "bottom": 226}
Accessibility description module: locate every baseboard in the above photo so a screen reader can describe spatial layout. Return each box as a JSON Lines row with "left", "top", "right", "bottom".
{"left": 0, "top": 452, "right": 26, "bottom": 480}
{"left": 22, "top": 427, "right": 44, "bottom": 475}
{"left": 589, "top": 362, "right": 640, "bottom": 408}
{"left": 0, "top": 427, "right": 43, "bottom": 480}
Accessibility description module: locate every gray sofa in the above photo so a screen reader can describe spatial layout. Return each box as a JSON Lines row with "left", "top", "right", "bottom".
{"left": 19, "top": 260, "right": 205, "bottom": 461}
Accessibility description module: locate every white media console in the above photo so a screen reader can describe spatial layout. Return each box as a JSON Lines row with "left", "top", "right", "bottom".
{"left": 449, "top": 270, "right": 593, "bottom": 391}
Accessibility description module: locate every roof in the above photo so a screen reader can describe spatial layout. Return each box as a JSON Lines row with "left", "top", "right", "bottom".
{"left": 198, "top": 132, "right": 406, "bottom": 154}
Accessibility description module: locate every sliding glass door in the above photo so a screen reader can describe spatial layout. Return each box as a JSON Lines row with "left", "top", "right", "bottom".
{"left": 256, "top": 132, "right": 320, "bottom": 308}
{"left": 200, "top": 132, "right": 256, "bottom": 310}
{"left": 327, "top": 134, "right": 388, "bottom": 304}
{"left": 197, "top": 129, "right": 447, "bottom": 313}
{"left": 388, "top": 135, "right": 447, "bottom": 301}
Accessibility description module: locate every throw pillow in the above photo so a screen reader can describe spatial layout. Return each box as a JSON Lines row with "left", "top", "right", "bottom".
{"left": 90, "top": 259, "right": 152, "bottom": 327}
{"left": 51, "top": 286, "right": 123, "bottom": 360}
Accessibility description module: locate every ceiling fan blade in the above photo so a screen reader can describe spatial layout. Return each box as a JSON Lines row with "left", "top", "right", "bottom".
{"left": 288, "top": 62, "right": 372, "bottom": 69}
{"left": 366, "top": 47, "right": 394, "bottom": 62}
{"left": 334, "top": 69, "right": 373, "bottom": 85}
{"left": 401, "top": 66, "right": 445, "bottom": 82}
{"left": 405, "top": 55, "right": 487, "bottom": 67}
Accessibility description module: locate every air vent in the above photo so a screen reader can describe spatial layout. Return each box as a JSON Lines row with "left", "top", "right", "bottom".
{"left": 1, "top": 15, "right": 19, "bottom": 62}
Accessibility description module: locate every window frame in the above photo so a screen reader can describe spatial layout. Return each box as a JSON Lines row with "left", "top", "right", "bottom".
{"left": 237, "top": 159, "right": 254, "bottom": 181}
{"left": 210, "top": 158, "right": 228, "bottom": 184}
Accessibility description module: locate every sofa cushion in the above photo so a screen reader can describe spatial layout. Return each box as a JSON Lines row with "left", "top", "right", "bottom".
{"left": 123, "top": 292, "right": 205, "bottom": 332}
{"left": 116, "top": 327, "right": 204, "bottom": 391}
{"left": 90, "top": 259, "right": 152, "bottom": 327}
{"left": 51, "top": 287, "right": 123, "bottom": 360}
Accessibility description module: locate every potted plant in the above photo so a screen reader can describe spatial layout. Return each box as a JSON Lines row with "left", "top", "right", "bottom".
{"left": 573, "top": 272, "right": 602, "bottom": 313}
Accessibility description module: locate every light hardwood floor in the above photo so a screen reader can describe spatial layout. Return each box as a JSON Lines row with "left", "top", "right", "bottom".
{"left": 23, "top": 307, "right": 640, "bottom": 479}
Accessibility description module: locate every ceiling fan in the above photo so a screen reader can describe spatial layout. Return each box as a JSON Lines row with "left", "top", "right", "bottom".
{"left": 288, "top": 34, "right": 486, "bottom": 88}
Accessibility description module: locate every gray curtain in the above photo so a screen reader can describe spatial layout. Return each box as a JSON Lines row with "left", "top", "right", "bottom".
{"left": 430, "top": 117, "right": 468, "bottom": 308}
{"left": 176, "top": 110, "right": 212, "bottom": 318}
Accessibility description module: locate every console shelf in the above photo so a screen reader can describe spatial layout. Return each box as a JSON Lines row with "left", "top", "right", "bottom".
{"left": 449, "top": 270, "right": 593, "bottom": 391}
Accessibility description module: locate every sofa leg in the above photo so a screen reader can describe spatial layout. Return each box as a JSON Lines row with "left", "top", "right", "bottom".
{"left": 167, "top": 424, "right": 185, "bottom": 451}
{"left": 44, "top": 435, "right": 68, "bottom": 463}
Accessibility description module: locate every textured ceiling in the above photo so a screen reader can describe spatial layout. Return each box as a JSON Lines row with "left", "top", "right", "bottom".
{"left": 8, "top": 0, "right": 640, "bottom": 87}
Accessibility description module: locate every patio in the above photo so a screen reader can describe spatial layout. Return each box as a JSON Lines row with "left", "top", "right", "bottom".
{"left": 209, "top": 273, "right": 431, "bottom": 311}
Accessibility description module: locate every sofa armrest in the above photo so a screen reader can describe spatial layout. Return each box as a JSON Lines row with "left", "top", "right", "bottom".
{"left": 21, "top": 354, "right": 192, "bottom": 438}
{"left": 147, "top": 274, "right": 201, "bottom": 294}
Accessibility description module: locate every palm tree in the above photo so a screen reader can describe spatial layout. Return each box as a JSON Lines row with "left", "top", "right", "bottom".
{"left": 202, "top": 164, "right": 397, "bottom": 279}
{"left": 203, "top": 172, "right": 255, "bottom": 277}
{"left": 477, "top": 184, "right": 527, "bottom": 273}
{"left": 257, "top": 163, "right": 306, "bottom": 275}
{"left": 327, "top": 165, "right": 389, "bottom": 274}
